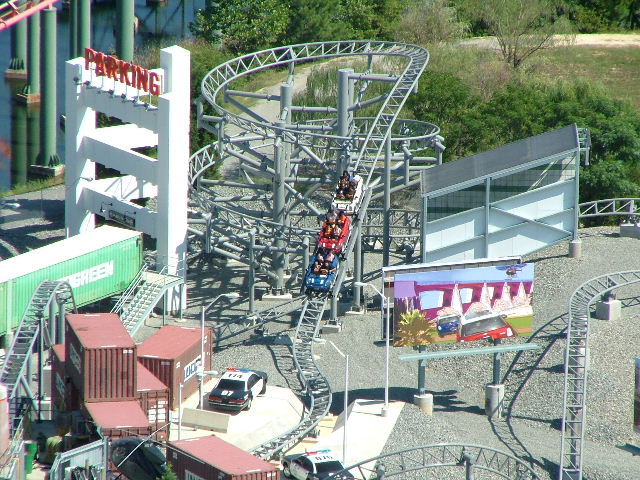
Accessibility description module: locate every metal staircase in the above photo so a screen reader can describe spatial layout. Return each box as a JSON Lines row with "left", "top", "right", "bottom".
{"left": 111, "top": 265, "right": 184, "bottom": 336}
{"left": 251, "top": 296, "right": 330, "bottom": 460}
{"left": 0, "top": 280, "right": 76, "bottom": 433}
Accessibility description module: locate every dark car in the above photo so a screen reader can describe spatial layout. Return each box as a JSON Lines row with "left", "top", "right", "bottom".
{"left": 282, "top": 450, "right": 354, "bottom": 480}
{"left": 207, "top": 367, "right": 268, "bottom": 411}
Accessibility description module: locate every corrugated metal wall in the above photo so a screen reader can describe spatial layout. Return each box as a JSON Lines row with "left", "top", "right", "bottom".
{"left": 0, "top": 233, "right": 142, "bottom": 336}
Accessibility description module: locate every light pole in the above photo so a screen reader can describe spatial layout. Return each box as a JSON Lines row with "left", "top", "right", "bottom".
{"left": 200, "top": 292, "right": 240, "bottom": 408}
{"left": 178, "top": 382, "right": 183, "bottom": 440}
{"left": 327, "top": 341, "right": 349, "bottom": 465}
{"left": 355, "top": 281, "right": 389, "bottom": 417}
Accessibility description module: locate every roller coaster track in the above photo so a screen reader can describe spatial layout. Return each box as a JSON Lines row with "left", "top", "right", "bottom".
{"left": 334, "top": 443, "right": 539, "bottom": 480}
{"left": 578, "top": 198, "right": 640, "bottom": 218}
{"left": 251, "top": 296, "right": 329, "bottom": 459}
{"left": 559, "top": 270, "right": 640, "bottom": 480}
{"left": 0, "top": 0, "right": 59, "bottom": 31}
{"left": 0, "top": 280, "right": 76, "bottom": 433}
{"left": 193, "top": 41, "right": 429, "bottom": 459}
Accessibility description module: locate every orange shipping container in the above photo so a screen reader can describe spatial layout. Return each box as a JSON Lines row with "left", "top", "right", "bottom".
{"left": 168, "top": 436, "right": 280, "bottom": 480}
{"left": 65, "top": 313, "right": 137, "bottom": 403}
{"left": 137, "top": 325, "right": 213, "bottom": 410}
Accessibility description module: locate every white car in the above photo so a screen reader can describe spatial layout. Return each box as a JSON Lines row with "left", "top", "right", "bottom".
{"left": 207, "top": 367, "right": 267, "bottom": 411}
{"left": 282, "top": 450, "right": 353, "bottom": 480}
{"left": 331, "top": 174, "right": 364, "bottom": 215}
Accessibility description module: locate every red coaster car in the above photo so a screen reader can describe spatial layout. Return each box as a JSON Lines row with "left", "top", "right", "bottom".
{"left": 318, "top": 216, "right": 351, "bottom": 254}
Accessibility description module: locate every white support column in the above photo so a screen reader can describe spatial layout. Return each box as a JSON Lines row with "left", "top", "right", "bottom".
{"left": 157, "top": 46, "right": 190, "bottom": 311}
{"left": 64, "top": 58, "right": 96, "bottom": 237}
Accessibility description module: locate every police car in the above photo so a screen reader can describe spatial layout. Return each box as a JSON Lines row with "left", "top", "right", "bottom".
{"left": 282, "top": 450, "right": 353, "bottom": 480}
{"left": 207, "top": 367, "right": 268, "bottom": 411}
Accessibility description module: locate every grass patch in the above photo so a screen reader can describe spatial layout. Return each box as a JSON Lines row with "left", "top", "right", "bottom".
{"left": 533, "top": 46, "right": 640, "bottom": 110}
{"left": 0, "top": 176, "right": 64, "bottom": 197}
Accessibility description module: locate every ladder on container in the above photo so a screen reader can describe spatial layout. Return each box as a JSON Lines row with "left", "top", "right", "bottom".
{"left": 0, "top": 280, "right": 76, "bottom": 433}
{"left": 112, "top": 265, "right": 185, "bottom": 336}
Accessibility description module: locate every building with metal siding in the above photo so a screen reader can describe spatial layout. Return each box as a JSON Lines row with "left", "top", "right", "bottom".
{"left": 0, "top": 225, "right": 143, "bottom": 337}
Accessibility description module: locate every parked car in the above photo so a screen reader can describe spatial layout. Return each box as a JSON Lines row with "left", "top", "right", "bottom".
{"left": 282, "top": 450, "right": 353, "bottom": 480}
{"left": 457, "top": 309, "right": 514, "bottom": 342}
{"left": 331, "top": 174, "right": 364, "bottom": 214}
{"left": 435, "top": 313, "right": 462, "bottom": 337}
{"left": 318, "top": 215, "right": 351, "bottom": 254}
{"left": 304, "top": 253, "right": 340, "bottom": 294}
{"left": 207, "top": 367, "right": 268, "bottom": 411}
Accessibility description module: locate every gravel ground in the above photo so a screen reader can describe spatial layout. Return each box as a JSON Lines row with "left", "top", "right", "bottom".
{"left": 3, "top": 184, "right": 640, "bottom": 479}
{"left": 170, "top": 224, "right": 640, "bottom": 480}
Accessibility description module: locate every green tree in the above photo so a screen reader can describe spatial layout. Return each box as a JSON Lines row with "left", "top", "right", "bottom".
{"left": 459, "top": 0, "right": 574, "bottom": 68}
{"left": 158, "top": 462, "right": 177, "bottom": 480}
{"left": 190, "top": 0, "right": 290, "bottom": 54}
{"left": 338, "top": 0, "right": 403, "bottom": 40}
{"left": 395, "top": 0, "right": 469, "bottom": 46}
{"left": 287, "top": 0, "right": 349, "bottom": 44}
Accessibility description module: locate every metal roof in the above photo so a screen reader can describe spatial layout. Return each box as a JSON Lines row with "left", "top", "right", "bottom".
{"left": 66, "top": 313, "right": 135, "bottom": 349}
{"left": 170, "top": 436, "right": 278, "bottom": 473}
{"left": 85, "top": 400, "right": 150, "bottom": 428}
{"left": 421, "top": 124, "right": 579, "bottom": 197}
{"left": 137, "top": 325, "right": 205, "bottom": 360}
{"left": 137, "top": 362, "right": 168, "bottom": 392}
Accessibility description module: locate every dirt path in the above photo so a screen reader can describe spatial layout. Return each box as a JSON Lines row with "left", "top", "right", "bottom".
{"left": 461, "top": 33, "right": 640, "bottom": 49}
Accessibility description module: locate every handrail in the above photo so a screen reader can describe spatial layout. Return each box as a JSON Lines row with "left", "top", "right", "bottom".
{"left": 110, "top": 263, "right": 149, "bottom": 315}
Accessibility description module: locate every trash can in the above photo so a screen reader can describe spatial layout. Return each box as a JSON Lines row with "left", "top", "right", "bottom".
{"left": 24, "top": 440, "right": 38, "bottom": 474}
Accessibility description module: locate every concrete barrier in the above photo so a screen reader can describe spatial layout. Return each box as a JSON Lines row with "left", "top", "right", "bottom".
{"left": 180, "top": 407, "right": 230, "bottom": 433}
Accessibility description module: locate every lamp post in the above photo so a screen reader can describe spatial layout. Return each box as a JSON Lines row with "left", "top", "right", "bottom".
{"left": 200, "top": 292, "right": 240, "bottom": 408}
{"left": 327, "top": 341, "right": 349, "bottom": 465}
{"left": 355, "top": 281, "right": 389, "bottom": 417}
{"left": 178, "top": 382, "right": 183, "bottom": 440}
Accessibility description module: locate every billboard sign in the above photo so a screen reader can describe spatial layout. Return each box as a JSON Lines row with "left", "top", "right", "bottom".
{"left": 385, "top": 258, "right": 534, "bottom": 347}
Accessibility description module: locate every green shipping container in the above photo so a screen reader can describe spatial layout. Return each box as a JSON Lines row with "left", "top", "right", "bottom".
{"left": 0, "top": 225, "right": 143, "bottom": 337}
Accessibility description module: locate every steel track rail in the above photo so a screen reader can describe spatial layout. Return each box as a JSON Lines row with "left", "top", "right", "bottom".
{"left": 0, "top": 281, "right": 77, "bottom": 433}
{"left": 332, "top": 443, "right": 539, "bottom": 480}
{"left": 559, "top": 270, "right": 640, "bottom": 480}
{"left": 250, "top": 295, "right": 331, "bottom": 459}
{"left": 578, "top": 198, "right": 640, "bottom": 218}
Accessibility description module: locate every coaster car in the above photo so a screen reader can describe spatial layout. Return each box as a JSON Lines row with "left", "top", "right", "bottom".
{"left": 318, "top": 216, "right": 351, "bottom": 254}
{"left": 304, "top": 254, "right": 340, "bottom": 294}
{"left": 331, "top": 174, "right": 364, "bottom": 215}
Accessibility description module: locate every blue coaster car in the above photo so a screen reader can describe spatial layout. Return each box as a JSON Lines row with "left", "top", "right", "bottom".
{"left": 304, "top": 254, "right": 340, "bottom": 294}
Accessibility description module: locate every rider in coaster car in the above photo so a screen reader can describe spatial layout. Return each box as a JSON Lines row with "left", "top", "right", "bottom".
{"left": 346, "top": 179, "right": 357, "bottom": 200}
{"left": 336, "top": 210, "right": 347, "bottom": 226}
{"left": 323, "top": 221, "right": 334, "bottom": 238}
{"left": 338, "top": 170, "right": 350, "bottom": 191}
{"left": 332, "top": 225, "right": 342, "bottom": 239}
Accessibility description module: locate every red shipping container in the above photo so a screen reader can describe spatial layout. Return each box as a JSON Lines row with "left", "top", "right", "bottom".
{"left": 168, "top": 436, "right": 280, "bottom": 480}
{"left": 137, "top": 362, "right": 170, "bottom": 441}
{"left": 65, "top": 313, "right": 137, "bottom": 403}
{"left": 83, "top": 401, "right": 153, "bottom": 441}
{"left": 137, "top": 325, "right": 213, "bottom": 410}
